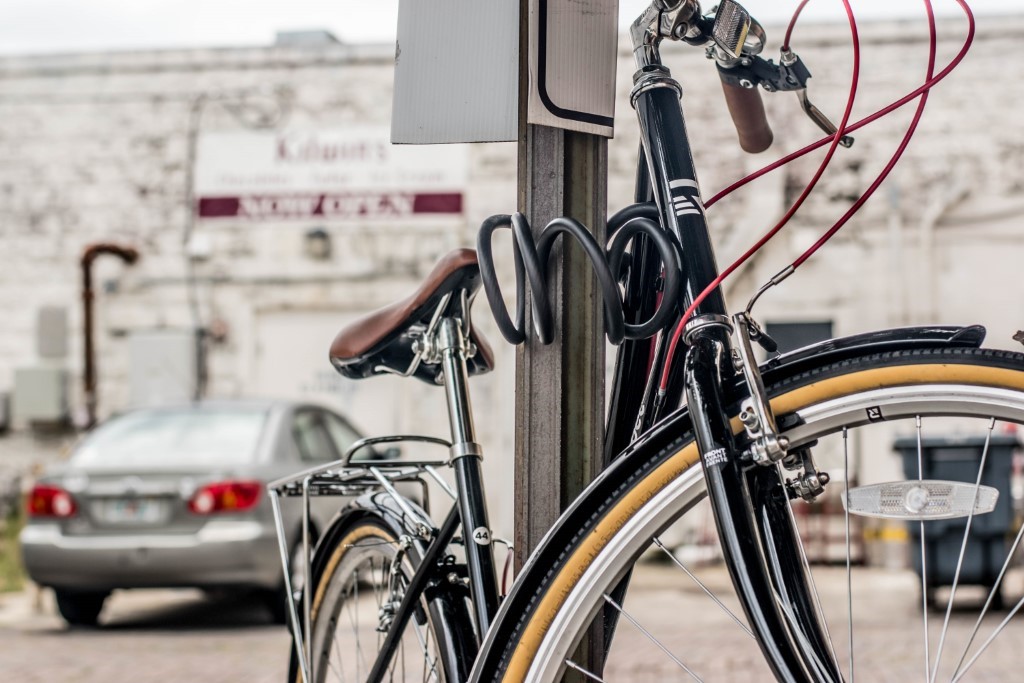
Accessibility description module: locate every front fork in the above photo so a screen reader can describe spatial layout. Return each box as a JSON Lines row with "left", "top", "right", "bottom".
{"left": 685, "top": 329, "right": 843, "bottom": 683}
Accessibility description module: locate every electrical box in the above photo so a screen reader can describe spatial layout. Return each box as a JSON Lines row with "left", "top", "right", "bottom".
{"left": 13, "top": 366, "right": 69, "bottom": 423}
{"left": 128, "top": 330, "right": 198, "bottom": 408}
{"left": 36, "top": 306, "right": 69, "bottom": 359}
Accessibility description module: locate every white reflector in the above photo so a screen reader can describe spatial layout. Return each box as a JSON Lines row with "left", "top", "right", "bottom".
{"left": 843, "top": 480, "right": 998, "bottom": 520}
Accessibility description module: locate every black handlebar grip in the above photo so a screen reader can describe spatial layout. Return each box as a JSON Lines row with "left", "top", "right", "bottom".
{"left": 719, "top": 77, "right": 774, "bottom": 154}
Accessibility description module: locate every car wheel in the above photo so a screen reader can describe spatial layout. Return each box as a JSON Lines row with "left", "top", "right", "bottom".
{"left": 54, "top": 589, "right": 109, "bottom": 627}
{"left": 264, "top": 540, "right": 309, "bottom": 625}
{"left": 263, "top": 587, "right": 289, "bottom": 625}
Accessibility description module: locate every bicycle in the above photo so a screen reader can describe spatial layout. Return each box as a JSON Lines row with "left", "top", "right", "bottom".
{"left": 269, "top": 1, "right": 1024, "bottom": 681}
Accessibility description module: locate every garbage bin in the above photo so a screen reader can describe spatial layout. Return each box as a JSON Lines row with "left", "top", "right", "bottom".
{"left": 895, "top": 434, "right": 1018, "bottom": 607}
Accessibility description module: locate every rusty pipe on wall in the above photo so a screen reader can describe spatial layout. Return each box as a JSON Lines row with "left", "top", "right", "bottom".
{"left": 81, "top": 243, "right": 139, "bottom": 429}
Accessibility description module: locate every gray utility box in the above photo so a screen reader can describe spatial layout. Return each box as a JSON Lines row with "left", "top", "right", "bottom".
{"left": 896, "top": 435, "right": 1019, "bottom": 607}
{"left": 13, "top": 366, "right": 69, "bottom": 424}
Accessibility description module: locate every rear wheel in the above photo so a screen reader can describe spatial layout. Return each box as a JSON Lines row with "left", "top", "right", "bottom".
{"left": 479, "top": 347, "right": 1024, "bottom": 682}
{"left": 54, "top": 589, "right": 108, "bottom": 627}
{"left": 300, "top": 517, "right": 449, "bottom": 682}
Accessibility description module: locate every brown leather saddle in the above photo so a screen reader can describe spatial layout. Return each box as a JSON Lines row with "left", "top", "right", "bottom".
{"left": 329, "top": 248, "right": 495, "bottom": 384}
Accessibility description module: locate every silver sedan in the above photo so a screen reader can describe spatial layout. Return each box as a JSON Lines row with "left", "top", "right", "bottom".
{"left": 20, "top": 399, "right": 391, "bottom": 627}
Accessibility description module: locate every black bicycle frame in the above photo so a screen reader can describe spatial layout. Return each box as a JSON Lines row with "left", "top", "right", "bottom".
{"left": 602, "top": 34, "right": 842, "bottom": 683}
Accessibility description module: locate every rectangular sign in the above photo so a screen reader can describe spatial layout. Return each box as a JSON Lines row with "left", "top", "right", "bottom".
{"left": 195, "top": 127, "right": 467, "bottom": 220}
{"left": 392, "top": 0, "right": 519, "bottom": 143}
{"left": 527, "top": 0, "right": 619, "bottom": 137}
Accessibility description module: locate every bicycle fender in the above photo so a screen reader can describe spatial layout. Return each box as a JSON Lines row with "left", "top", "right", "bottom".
{"left": 760, "top": 324, "right": 985, "bottom": 380}
{"left": 308, "top": 490, "right": 431, "bottom": 597}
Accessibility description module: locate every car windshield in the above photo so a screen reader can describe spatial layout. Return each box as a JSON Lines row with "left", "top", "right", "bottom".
{"left": 73, "top": 408, "right": 269, "bottom": 468}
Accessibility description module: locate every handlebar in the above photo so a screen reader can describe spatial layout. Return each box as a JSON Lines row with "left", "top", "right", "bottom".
{"left": 718, "top": 77, "right": 774, "bottom": 153}
{"left": 632, "top": 1, "right": 848, "bottom": 156}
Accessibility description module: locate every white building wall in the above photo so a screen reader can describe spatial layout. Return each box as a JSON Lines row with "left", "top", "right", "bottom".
{"left": 1, "top": 17, "right": 1023, "bottom": 540}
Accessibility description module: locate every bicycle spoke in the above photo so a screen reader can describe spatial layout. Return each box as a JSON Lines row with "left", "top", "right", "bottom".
{"left": 917, "top": 416, "right": 931, "bottom": 683}
{"left": 843, "top": 427, "right": 855, "bottom": 683}
{"left": 564, "top": 659, "right": 607, "bottom": 682}
{"left": 952, "top": 594, "right": 1024, "bottom": 682}
{"left": 951, "top": 520, "right": 1024, "bottom": 679}
{"left": 929, "top": 417, "right": 995, "bottom": 683}
{"left": 761, "top": 510, "right": 837, "bottom": 682}
{"left": 306, "top": 530, "right": 447, "bottom": 683}
{"left": 330, "top": 627, "right": 348, "bottom": 683}
{"left": 652, "top": 537, "right": 754, "bottom": 639}
{"left": 410, "top": 610, "right": 442, "bottom": 682}
{"left": 326, "top": 655, "right": 347, "bottom": 683}
{"left": 602, "top": 593, "right": 704, "bottom": 682}
{"left": 348, "top": 567, "right": 368, "bottom": 679}
{"left": 781, "top": 483, "right": 840, "bottom": 670}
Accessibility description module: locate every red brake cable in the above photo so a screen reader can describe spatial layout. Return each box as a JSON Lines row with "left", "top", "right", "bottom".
{"left": 656, "top": 0, "right": 974, "bottom": 395}
{"left": 658, "top": 0, "right": 862, "bottom": 394}
{"left": 794, "top": 0, "right": 941, "bottom": 268}
{"left": 707, "top": 0, "right": 976, "bottom": 211}
{"left": 783, "top": 0, "right": 812, "bottom": 51}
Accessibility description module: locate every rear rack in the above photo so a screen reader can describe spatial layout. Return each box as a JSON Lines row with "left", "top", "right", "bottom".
{"left": 267, "top": 434, "right": 455, "bottom": 683}
{"left": 268, "top": 434, "right": 456, "bottom": 512}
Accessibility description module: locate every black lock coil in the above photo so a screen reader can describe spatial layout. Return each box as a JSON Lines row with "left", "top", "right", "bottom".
{"left": 476, "top": 202, "right": 682, "bottom": 345}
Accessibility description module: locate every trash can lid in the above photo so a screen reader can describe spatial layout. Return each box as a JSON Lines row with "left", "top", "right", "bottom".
{"left": 893, "top": 434, "right": 1020, "bottom": 450}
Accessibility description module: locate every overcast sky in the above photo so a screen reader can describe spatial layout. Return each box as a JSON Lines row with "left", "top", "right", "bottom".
{"left": 0, "top": 1, "right": 1018, "bottom": 55}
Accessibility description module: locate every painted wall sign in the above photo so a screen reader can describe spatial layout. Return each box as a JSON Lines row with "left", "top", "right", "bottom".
{"left": 195, "top": 127, "right": 467, "bottom": 220}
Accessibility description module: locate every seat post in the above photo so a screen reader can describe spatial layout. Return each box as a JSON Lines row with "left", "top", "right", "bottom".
{"left": 435, "top": 314, "right": 500, "bottom": 633}
{"left": 437, "top": 316, "right": 478, "bottom": 447}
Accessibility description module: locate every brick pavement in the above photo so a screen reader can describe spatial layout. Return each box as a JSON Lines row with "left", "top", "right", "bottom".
{"left": 604, "top": 563, "right": 1024, "bottom": 682}
{"left": 0, "top": 588, "right": 290, "bottom": 682}
{"left": 1, "top": 562, "right": 1022, "bottom": 681}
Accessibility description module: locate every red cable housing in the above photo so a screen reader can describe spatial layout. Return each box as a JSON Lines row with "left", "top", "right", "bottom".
{"left": 656, "top": 0, "right": 973, "bottom": 393}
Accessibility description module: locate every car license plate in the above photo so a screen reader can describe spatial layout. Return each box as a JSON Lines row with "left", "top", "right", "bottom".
{"left": 97, "top": 498, "right": 168, "bottom": 524}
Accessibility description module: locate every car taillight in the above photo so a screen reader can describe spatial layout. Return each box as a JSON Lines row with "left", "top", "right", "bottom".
{"left": 26, "top": 484, "right": 78, "bottom": 518}
{"left": 188, "top": 481, "right": 262, "bottom": 514}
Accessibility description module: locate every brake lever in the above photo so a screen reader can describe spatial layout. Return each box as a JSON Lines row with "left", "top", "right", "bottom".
{"left": 713, "top": 46, "right": 855, "bottom": 149}
{"left": 795, "top": 89, "right": 854, "bottom": 148}
{"left": 783, "top": 50, "right": 854, "bottom": 148}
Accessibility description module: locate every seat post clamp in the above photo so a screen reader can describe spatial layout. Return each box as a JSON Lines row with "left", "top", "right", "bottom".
{"left": 450, "top": 441, "right": 483, "bottom": 461}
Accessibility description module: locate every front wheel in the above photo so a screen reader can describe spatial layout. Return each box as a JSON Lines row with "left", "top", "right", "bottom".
{"left": 477, "top": 347, "right": 1024, "bottom": 682}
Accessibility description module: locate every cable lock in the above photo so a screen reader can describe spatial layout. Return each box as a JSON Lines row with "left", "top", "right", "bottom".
{"left": 476, "top": 203, "right": 682, "bottom": 346}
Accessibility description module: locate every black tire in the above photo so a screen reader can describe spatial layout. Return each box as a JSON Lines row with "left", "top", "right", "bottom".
{"left": 474, "top": 347, "right": 1024, "bottom": 682}
{"left": 54, "top": 589, "right": 109, "bottom": 627}
{"left": 294, "top": 513, "right": 461, "bottom": 683}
